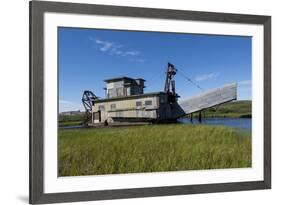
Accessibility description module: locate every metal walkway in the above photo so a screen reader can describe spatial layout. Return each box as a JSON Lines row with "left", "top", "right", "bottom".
{"left": 178, "top": 83, "right": 237, "bottom": 115}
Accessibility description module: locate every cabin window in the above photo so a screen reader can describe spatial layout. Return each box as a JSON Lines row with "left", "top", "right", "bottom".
{"left": 110, "top": 104, "right": 116, "bottom": 110}
{"left": 107, "top": 89, "right": 115, "bottom": 98}
{"left": 136, "top": 101, "right": 142, "bottom": 107}
{"left": 116, "top": 111, "right": 123, "bottom": 117}
{"left": 98, "top": 105, "right": 105, "bottom": 110}
{"left": 116, "top": 87, "right": 123, "bottom": 97}
{"left": 145, "top": 100, "right": 152, "bottom": 106}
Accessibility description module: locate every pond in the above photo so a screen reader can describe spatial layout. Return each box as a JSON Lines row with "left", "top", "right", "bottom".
{"left": 60, "top": 118, "right": 252, "bottom": 131}
{"left": 178, "top": 117, "right": 252, "bottom": 131}
{"left": 59, "top": 124, "right": 87, "bottom": 129}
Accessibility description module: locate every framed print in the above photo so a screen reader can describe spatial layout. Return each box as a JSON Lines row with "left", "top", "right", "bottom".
{"left": 29, "top": 0, "right": 271, "bottom": 204}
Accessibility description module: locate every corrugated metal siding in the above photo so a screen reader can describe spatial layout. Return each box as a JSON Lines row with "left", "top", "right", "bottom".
{"left": 136, "top": 110, "right": 157, "bottom": 118}
{"left": 106, "top": 81, "right": 125, "bottom": 98}
{"left": 179, "top": 83, "right": 237, "bottom": 114}
{"left": 92, "top": 96, "right": 159, "bottom": 122}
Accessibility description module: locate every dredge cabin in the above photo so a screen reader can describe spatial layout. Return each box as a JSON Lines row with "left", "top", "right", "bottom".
{"left": 91, "top": 76, "right": 183, "bottom": 124}
{"left": 82, "top": 63, "right": 237, "bottom": 126}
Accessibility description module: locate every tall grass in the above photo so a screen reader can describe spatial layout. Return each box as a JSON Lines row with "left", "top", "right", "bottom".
{"left": 58, "top": 124, "right": 251, "bottom": 176}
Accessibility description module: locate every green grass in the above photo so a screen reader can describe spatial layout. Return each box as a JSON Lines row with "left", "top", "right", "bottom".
{"left": 58, "top": 124, "right": 251, "bottom": 176}
{"left": 59, "top": 114, "right": 86, "bottom": 127}
{"left": 191, "top": 100, "right": 252, "bottom": 118}
{"left": 59, "top": 120, "right": 84, "bottom": 127}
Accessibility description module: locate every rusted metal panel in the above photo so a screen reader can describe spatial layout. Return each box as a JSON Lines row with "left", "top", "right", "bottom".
{"left": 179, "top": 83, "right": 237, "bottom": 114}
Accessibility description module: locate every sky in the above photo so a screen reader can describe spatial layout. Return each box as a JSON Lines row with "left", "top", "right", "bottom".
{"left": 59, "top": 27, "right": 252, "bottom": 112}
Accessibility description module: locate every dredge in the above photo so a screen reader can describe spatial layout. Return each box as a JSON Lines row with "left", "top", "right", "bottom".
{"left": 82, "top": 63, "right": 237, "bottom": 125}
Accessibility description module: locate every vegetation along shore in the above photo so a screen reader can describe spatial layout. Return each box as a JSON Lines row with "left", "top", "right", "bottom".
{"left": 187, "top": 100, "right": 251, "bottom": 119}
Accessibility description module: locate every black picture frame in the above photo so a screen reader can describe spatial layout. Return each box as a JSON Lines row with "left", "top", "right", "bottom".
{"left": 29, "top": 0, "right": 271, "bottom": 204}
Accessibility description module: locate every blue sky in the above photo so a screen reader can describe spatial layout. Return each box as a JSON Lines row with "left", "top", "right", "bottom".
{"left": 59, "top": 27, "right": 252, "bottom": 112}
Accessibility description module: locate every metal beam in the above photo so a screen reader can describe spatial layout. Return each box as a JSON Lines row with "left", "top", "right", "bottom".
{"left": 179, "top": 83, "right": 237, "bottom": 114}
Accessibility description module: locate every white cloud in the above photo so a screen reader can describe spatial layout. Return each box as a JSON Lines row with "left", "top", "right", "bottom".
{"left": 121, "top": 51, "right": 140, "bottom": 56}
{"left": 195, "top": 72, "right": 219, "bottom": 82}
{"left": 95, "top": 39, "right": 113, "bottom": 52}
{"left": 90, "top": 37, "right": 142, "bottom": 60}
{"left": 129, "top": 58, "right": 146, "bottom": 63}
{"left": 59, "top": 100, "right": 84, "bottom": 112}
{"left": 59, "top": 100, "right": 73, "bottom": 104}
{"left": 238, "top": 80, "right": 251, "bottom": 86}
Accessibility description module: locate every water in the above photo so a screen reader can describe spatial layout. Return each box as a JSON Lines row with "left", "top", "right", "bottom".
{"left": 59, "top": 124, "right": 87, "bottom": 129}
{"left": 178, "top": 117, "right": 251, "bottom": 131}
{"left": 60, "top": 118, "right": 252, "bottom": 131}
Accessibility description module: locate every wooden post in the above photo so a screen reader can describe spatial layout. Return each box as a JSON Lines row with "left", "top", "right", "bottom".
{"left": 199, "top": 111, "right": 202, "bottom": 123}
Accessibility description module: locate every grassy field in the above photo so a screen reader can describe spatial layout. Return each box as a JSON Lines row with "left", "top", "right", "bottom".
{"left": 191, "top": 100, "right": 252, "bottom": 118}
{"left": 58, "top": 124, "right": 251, "bottom": 176}
{"left": 59, "top": 114, "right": 86, "bottom": 127}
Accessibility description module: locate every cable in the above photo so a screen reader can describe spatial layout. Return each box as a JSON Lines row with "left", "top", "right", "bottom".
{"left": 146, "top": 66, "right": 164, "bottom": 83}
{"left": 177, "top": 68, "right": 205, "bottom": 92}
{"left": 146, "top": 64, "right": 205, "bottom": 93}
{"left": 146, "top": 66, "right": 166, "bottom": 91}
